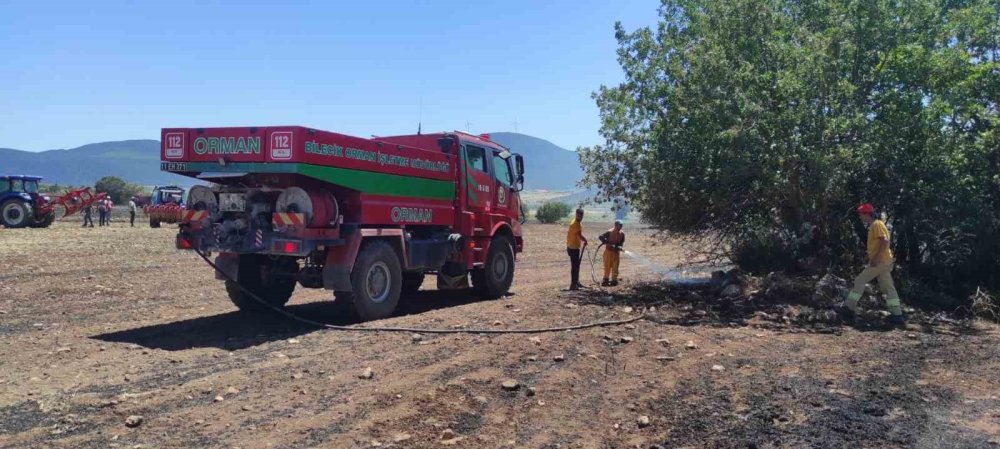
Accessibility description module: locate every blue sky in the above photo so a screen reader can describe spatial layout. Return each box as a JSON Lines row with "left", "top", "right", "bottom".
{"left": 0, "top": 0, "right": 660, "bottom": 152}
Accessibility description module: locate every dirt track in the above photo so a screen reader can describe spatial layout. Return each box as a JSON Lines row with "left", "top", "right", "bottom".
{"left": 1, "top": 221, "right": 997, "bottom": 448}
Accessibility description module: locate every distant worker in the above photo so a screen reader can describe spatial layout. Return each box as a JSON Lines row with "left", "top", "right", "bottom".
{"left": 842, "top": 203, "right": 905, "bottom": 326}
{"left": 128, "top": 197, "right": 138, "bottom": 227}
{"left": 103, "top": 198, "right": 114, "bottom": 226}
{"left": 82, "top": 203, "right": 94, "bottom": 227}
{"left": 97, "top": 198, "right": 108, "bottom": 226}
{"left": 599, "top": 220, "right": 626, "bottom": 286}
{"left": 566, "top": 208, "right": 588, "bottom": 291}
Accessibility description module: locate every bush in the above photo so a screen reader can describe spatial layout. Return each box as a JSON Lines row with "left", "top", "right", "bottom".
{"left": 536, "top": 202, "right": 572, "bottom": 224}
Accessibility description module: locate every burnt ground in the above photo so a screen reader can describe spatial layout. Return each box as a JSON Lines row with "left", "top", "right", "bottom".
{"left": 0, "top": 220, "right": 997, "bottom": 449}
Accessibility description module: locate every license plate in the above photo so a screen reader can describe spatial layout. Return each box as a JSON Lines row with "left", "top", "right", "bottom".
{"left": 219, "top": 193, "right": 246, "bottom": 212}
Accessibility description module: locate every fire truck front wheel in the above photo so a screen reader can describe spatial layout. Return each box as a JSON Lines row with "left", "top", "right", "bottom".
{"left": 337, "top": 240, "right": 402, "bottom": 321}
{"left": 473, "top": 236, "right": 515, "bottom": 299}
{"left": 225, "top": 255, "right": 297, "bottom": 312}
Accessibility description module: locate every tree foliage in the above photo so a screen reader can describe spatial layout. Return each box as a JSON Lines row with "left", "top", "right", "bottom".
{"left": 94, "top": 176, "right": 146, "bottom": 203}
{"left": 581, "top": 0, "right": 1000, "bottom": 303}
{"left": 536, "top": 201, "right": 573, "bottom": 224}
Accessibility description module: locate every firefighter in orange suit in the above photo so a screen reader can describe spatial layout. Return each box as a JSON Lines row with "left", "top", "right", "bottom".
{"left": 599, "top": 220, "right": 625, "bottom": 286}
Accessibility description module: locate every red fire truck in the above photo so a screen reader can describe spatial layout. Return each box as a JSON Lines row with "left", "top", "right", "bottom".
{"left": 161, "top": 126, "right": 525, "bottom": 321}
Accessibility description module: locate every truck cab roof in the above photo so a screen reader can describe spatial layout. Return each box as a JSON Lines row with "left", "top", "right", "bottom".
{"left": 375, "top": 131, "right": 510, "bottom": 155}
{"left": 0, "top": 175, "right": 43, "bottom": 181}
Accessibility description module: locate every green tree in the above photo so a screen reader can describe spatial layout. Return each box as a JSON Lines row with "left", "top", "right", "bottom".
{"left": 536, "top": 201, "right": 572, "bottom": 224}
{"left": 581, "top": 0, "right": 1000, "bottom": 304}
{"left": 95, "top": 176, "right": 145, "bottom": 203}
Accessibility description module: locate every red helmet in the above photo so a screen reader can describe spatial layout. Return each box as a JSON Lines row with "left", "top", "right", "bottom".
{"left": 856, "top": 203, "right": 875, "bottom": 215}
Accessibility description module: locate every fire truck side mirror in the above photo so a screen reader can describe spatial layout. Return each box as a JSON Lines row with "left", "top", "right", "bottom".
{"left": 513, "top": 153, "right": 525, "bottom": 192}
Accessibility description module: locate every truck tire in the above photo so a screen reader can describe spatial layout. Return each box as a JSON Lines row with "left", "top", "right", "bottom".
{"left": 225, "top": 255, "right": 297, "bottom": 312}
{"left": 339, "top": 240, "right": 402, "bottom": 321}
{"left": 402, "top": 272, "right": 424, "bottom": 294}
{"left": 1, "top": 200, "right": 31, "bottom": 228}
{"left": 472, "top": 236, "right": 515, "bottom": 299}
{"left": 149, "top": 218, "right": 161, "bottom": 228}
{"left": 30, "top": 212, "right": 55, "bottom": 228}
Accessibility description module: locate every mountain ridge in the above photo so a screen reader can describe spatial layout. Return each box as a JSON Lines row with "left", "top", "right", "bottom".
{"left": 0, "top": 132, "right": 583, "bottom": 189}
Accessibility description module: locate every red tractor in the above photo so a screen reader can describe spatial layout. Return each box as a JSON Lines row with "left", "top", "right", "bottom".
{"left": 161, "top": 126, "right": 526, "bottom": 321}
{"left": 0, "top": 175, "right": 107, "bottom": 228}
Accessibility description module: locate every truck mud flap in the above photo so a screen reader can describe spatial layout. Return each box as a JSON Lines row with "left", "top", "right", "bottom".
{"left": 213, "top": 253, "right": 240, "bottom": 281}
{"left": 321, "top": 266, "right": 352, "bottom": 291}
{"left": 322, "top": 230, "right": 363, "bottom": 291}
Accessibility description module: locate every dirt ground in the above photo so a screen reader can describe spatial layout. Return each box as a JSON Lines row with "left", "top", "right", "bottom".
{"left": 1, "top": 220, "right": 997, "bottom": 449}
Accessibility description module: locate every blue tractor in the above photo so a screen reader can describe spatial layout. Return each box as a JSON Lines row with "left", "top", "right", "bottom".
{"left": 0, "top": 175, "right": 107, "bottom": 228}
{"left": 0, "top": 175, "right": 52, "bottom": 228}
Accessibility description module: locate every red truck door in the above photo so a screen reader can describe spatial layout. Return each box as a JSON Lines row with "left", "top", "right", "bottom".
{"left": 488, "top": 149, "right": 518, "bottom": 222}
{"left": 462, "top": 143, "right": 493, "bottom": 214}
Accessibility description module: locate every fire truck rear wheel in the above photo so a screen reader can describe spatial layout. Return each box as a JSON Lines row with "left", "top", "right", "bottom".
{"left": 1, "top": 200, "right": 31, "bottom": 228}
{"left": 225, "top": 255, "right": 297, "bottom": 312}
{"left": 343, "top": 240, "right": 402, "bottom": 321}
{"left": 473, "top": 236, "right": 515, "bottom": 299}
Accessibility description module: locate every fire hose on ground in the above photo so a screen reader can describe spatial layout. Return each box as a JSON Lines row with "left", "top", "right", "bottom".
{"left": 190, "top": 245, "right": 644, "bottom": 334}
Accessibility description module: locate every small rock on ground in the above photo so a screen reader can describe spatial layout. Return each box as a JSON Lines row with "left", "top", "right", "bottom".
{"left": 124, "top": 415, "right": 143, "bottom": 428}
{"left": 441, "top": 429, "right": 456, "bottom": 440}
{"left": 501, "top": 380, "right": 520, "bottom": 391}
{"left": 637, "top": 415, "right": 651, "bottom": 428}
{"left": 553, "top": 354, "right": 565, "bottom": 362}
{"left": 685, "top": 340, "right": 698, "bottom": 349}
{"left": 620, "top": 336, "right": 634, "bottom": 344}
{"left": 359, "top": 367, "right": 374, "bottom": 380}
{"left": 712, "top": 364, "right": 725, "bottom": 372}
{"left": 393, "top": 433, "right": 412, "bottom": 443}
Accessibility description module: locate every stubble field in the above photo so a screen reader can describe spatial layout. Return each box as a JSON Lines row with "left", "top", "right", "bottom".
{"left": 0, "top": 220, "right": 997, "bottom": 448}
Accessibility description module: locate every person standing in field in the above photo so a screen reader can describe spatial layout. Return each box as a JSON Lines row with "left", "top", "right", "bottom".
{"left": 842, "top": 203, "right": 906, "bottom": 326}
{"left": 599, "top": 220, "right": 626, "bottom": 286}
{"left": 82, "top": 203, "right": 94, "bottom": 227}
{"left": 97, "top": 198, "right": 108, "bottom": 226}
{"left": 103, "top": 198, "right": 114, "bottom": 226}
{"left": 566, "top": 208, "right": 588, "bottom": 291}
{"left": 128, "top": 197, "right": 138, "bottom": 227}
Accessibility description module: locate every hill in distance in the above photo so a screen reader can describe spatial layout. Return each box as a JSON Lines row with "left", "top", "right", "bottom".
{"left": 0, "top": 140, "right": 187, "bottom": 187}
{"left": 0, "top": 132, "right": 584, "bottom": 190}
{"left": 487, "top": 132, "right": 583, "bottom": 191}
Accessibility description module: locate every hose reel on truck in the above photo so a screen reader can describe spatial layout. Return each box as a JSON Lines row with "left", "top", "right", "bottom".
{"left": 275, "top": 187, "right": 338, "bottom": 227}
{"left": 187, "top": 185, "right": 218, "bottom": 212}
